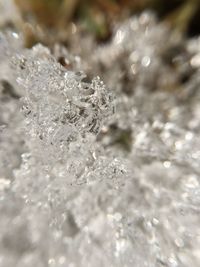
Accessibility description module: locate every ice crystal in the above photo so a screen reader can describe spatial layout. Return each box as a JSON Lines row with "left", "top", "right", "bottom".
{"left": 1, "top": 11, "right": 200, "bottom": 267}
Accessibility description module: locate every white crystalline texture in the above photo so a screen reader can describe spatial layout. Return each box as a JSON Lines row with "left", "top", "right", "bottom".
{"left": 13, "top": 44, "right": 113, "bottom": 166}
{"left": 1, "top": 11, "right": 200, "bottom": 267}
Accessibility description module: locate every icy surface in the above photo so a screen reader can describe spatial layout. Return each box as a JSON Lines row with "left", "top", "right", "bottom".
{"left": 1, "top": 12, "right": 200, "bottom": 267}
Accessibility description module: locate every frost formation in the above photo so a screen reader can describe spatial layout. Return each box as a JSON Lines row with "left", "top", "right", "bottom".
{"left": 0, "top": 12, "right": 200, "bottom": 267}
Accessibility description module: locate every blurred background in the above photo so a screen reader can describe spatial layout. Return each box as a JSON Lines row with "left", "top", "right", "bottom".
{"left": 1, "top": 0, "right": 200, "bottom": 47}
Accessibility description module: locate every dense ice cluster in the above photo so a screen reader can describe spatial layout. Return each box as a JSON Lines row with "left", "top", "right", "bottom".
{"left": 1, "top": 12, "right": 200, "bottom": 267}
